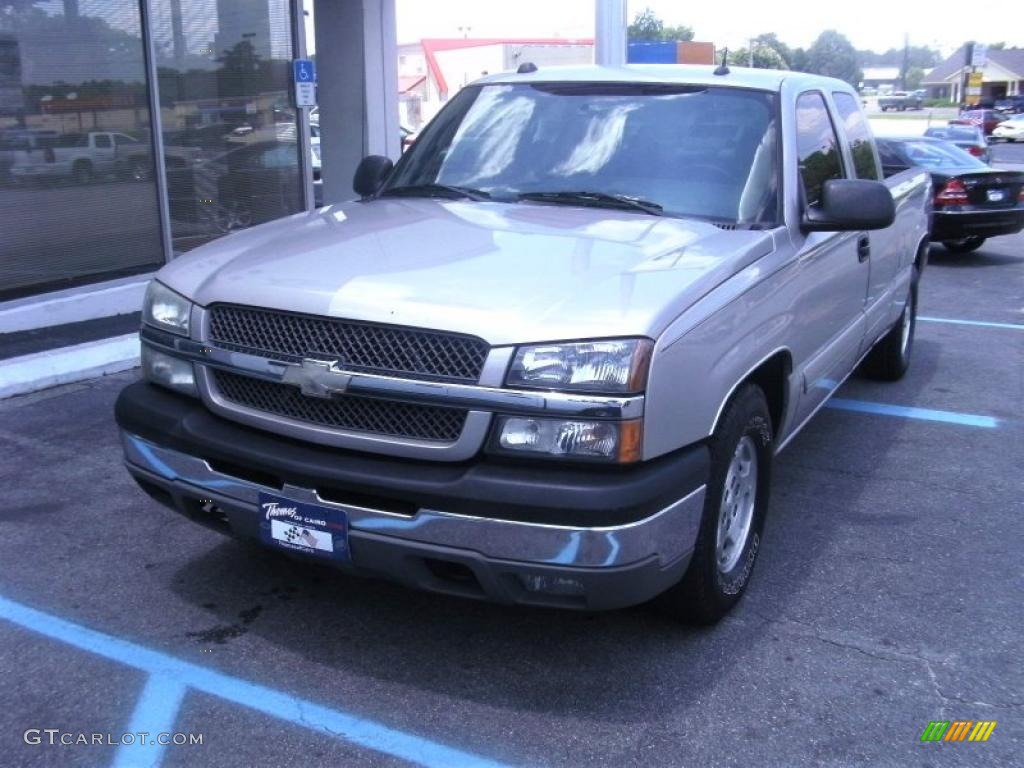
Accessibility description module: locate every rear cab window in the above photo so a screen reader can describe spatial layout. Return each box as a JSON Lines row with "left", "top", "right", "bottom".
{"left": 795, "top": 91, "right": 845, "bottom": 206}
{"left": 832, "top": 92, "right": 881, "bottom": 180}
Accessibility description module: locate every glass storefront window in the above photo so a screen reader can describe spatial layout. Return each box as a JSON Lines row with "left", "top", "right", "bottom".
{"left": 0, "top": 0, "right": 163, "bottom": 300}
{"left": 149, "top": 0, "right": 302, "bottom": 253}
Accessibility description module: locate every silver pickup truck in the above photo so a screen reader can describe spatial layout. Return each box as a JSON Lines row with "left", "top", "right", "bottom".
{"left": 115, "top": 65, "right": 931, "bottom": 623}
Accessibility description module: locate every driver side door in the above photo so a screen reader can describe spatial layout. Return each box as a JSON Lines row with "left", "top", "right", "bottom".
{"left": 789, "top": 91, "right": 870, "bottom": 427}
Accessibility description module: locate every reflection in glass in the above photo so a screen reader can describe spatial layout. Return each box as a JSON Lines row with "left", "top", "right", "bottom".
{"left": 150, "top": 0, "right": 301, "bottom": 253}
{"left": 0, "top": 0, "right": 162, "bottom": 299}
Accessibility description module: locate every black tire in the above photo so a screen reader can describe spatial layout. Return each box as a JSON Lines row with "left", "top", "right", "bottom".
{"left": 71, "top": 160, "right": 92, "bottom": 185}
{"left": 659, "top": 384, "right": 773, "bottom": 624}
{"left": 861, "top": 278, "right": 917, "bottom": 381}
{"left": 942, "top": 236, "right": 986, "bottom": 253}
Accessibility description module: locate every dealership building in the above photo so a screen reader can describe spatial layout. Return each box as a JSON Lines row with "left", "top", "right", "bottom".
{"left": 0, "top": 0, "right": 411, "bottom": 310}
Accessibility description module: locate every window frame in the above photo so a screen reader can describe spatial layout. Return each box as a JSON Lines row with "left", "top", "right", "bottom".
{"left": 831, "top": 90, "right": 882, "bottom": 181}
{"left": 794, "top": 89, "right": 848, "bottom": 209}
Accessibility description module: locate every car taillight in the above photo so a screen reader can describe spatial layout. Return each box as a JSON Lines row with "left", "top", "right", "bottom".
{"left": 1019, "top": 187, "right": 1024, "bottom": 203}
{"left": 967, "top": 146, "right": 984, "bottom": 157}
{"left": 935, "top": 179, "right": 968, "bottom": 206}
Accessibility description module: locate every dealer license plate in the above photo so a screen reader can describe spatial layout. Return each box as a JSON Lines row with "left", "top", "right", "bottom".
{"left": 258, "top": 492, "right": 349, "bottom": 561}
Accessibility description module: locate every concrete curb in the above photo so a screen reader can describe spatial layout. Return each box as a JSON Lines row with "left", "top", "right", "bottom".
{"left": 0, "top": 334, "right": 140, "bottom": 399}
{"left": 0, "top": 275, "right": 150, "bottom": 334}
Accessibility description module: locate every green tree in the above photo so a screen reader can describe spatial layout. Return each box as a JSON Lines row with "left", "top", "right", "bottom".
{"left": 803, "top": 30, "right": 861, "bottom": 87}
{"left": 733, "top": 44, "right": 789, "bottom": 70}
{"left": 750, "top": 33, "right": 793, "bottom": 68}
{"left": 791, "top": 47, "right": 810, "bottom": 72}
{"left": 905, "top": 66, "right": 925, "bottom": 90}
{"left": 627, "top": 7, "right": 694, "bottom": 42}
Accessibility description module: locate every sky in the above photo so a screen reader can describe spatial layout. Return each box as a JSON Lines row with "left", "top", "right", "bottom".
{"left": 388, "top": 0, "right": 1023, "bottom": 56}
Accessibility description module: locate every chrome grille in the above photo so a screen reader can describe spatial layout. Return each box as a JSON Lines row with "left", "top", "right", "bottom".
{"left": 213, "top": 370, "right": 468, "bottom": 442}
{"left": 208, "top": 305, "right": 489, "bottom": 382}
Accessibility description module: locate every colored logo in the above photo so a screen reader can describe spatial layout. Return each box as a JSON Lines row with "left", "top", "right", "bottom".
{"left": 921, "top": 721, "right": 996, "bottom": 742}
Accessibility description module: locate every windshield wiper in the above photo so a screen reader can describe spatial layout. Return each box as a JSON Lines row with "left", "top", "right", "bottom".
{"left": 518, "top": 190, "right": 663, "bottom": 215}
{"left": 382, "top": 183, "right": 491, "bottom": 201}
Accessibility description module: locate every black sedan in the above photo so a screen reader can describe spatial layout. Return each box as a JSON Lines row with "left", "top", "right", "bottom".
{"left": 877, "top": 137, "right": 1024, "bottom": 253}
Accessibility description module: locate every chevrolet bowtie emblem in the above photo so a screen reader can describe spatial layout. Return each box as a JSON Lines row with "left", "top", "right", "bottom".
{"left": 281, "top": 358, "right": 353, "bottom": 399}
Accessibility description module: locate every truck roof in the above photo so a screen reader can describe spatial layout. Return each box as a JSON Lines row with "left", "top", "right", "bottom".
{"left": 476, "top": 64, "right": 855, "bottom": 94}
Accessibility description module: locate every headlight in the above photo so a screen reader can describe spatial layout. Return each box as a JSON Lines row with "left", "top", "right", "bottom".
{"left": 506, "top": 339, "right": 653, "bottom": 393}
{"left": 494, "top": 416, "right": 642, "bottom": 463}
{"left": 141, "top": 345, "right": 198, "bottom": 397}
{"left": 143, "top": 280, "right": 192, "bottom": 336}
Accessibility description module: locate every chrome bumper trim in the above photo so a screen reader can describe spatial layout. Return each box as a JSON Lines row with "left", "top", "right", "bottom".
{"left": 141, "top": 325, "right": 645, "bottom": 420}
{"left": 122, "top": 433, "right": 703, "bottom": 569}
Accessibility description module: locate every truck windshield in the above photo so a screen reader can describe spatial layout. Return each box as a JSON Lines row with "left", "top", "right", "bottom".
{"left": 387, "top": 83, "right": 780, "bottom": 227}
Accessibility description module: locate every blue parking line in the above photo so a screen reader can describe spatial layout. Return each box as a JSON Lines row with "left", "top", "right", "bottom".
{"left": 111, "top": 674, "right": 187, "bottom": 768}
{"left": 826, "top": 398, "right": 999, "bottom": 428}
{"left": 919, "top": 316, "right": 1024, "bottom": 331}
{"left": 0, "top": 594, "right": 513, "bottom": 768}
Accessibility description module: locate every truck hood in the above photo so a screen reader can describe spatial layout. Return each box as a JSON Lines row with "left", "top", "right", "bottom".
{"left": 158, "top": 198, "right": 774, "bottom": 345}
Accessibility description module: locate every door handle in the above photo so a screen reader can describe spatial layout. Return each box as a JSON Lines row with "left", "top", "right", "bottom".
{"left": 857, "top": 235, "right": 870, "bottom": 262}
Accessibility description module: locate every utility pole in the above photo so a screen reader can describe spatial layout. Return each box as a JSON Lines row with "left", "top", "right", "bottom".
{"left": 748, "top": 38, "right": 754, "bottom": 67}
{"left": 900, "top": 32, "right": 910, "bottom": 90}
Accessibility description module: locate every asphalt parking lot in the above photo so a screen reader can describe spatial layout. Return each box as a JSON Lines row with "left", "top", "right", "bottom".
{"left": 1, "top": 231, "right": 1022, "bottom": 767}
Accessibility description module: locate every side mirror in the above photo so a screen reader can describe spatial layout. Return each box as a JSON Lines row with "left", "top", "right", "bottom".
{"left": 353, "top": 155, "right": 393, "bottom": 198}
{"left": 802, "top": 179, "right": 896, "bottom": 232}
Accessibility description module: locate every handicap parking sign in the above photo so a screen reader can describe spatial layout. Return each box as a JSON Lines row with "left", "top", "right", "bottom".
{"left": 293, "top": 59, "right": 317, "bottom": 107}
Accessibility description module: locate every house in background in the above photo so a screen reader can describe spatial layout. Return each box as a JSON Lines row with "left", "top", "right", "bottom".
{"left": 396, "top": 38, "right": 594, "bottom": 128}
{"left": 922, "top": 46, "right": 1024, "bottom": 103}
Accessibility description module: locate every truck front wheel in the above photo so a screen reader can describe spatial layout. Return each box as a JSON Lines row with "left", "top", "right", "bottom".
{"left": 659, "top": 383, "right": 773, "bottom": 624}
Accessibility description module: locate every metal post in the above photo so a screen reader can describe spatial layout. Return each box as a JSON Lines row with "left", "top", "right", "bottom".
{"left": 594, "top": 0, "right": 627, "bottom": 67}
{"left": 139, "top": 0, "right": 175, "bottom": 262}
{"left": 292, "top": 0, "right": 315, "bottom": 211}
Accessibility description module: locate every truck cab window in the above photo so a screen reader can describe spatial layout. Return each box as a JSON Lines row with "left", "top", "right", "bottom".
{"left": 795, "top": 92, "right": 844, "bottom": 206}
{"left": 832, "top": 92, "right": 881, "bottom": 181}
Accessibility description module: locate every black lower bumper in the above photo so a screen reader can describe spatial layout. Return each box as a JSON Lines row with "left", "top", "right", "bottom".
{"left": 114, "top": 382, "right": 709, "bottom": 609}
{"left": 932, "top": 208, "right": 1024, "bottom": 241}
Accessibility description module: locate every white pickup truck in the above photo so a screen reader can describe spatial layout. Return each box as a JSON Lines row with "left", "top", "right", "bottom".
{"left": 116, "top": 65, "right": 931, "bottom": 622}
{"left": 11, "top": 130, "right": 150, "bottom": 184}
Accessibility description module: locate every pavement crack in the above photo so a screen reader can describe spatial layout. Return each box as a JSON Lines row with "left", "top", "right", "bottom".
{"left": 747, "top": 610, "right": 1024, "bottom": 712}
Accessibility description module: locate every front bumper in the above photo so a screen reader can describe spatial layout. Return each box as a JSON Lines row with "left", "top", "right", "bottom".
{"left": 115, "top": 382, "right": 708, "bottom": 610}
{"left": 932, "top": 207, "right": 1024, "bottom": 240}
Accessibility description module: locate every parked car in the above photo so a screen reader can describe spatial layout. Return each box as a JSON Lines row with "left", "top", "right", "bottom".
{"left": 952, "top": 109, "right": 1002, "bottom": 136}
{"left": 9, "top": 130, "right": 151, "bottom": 184}
{"left": 994, "top": 96, "right": 1024, "bottom": 114}
{"left": 923, "top": 124, "right": 990, "bottom": 163}
{"left": 991, "top": 116, "right": 1024, "bottom": 143}
{"left": 115, "top": 66, "right": 930, "bottom": 623}
{"left": 877, "top": 136, "right": 1024, "bottom": 252}
{"left": 878, "top": 91, "right": 923, "bottom": 111}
